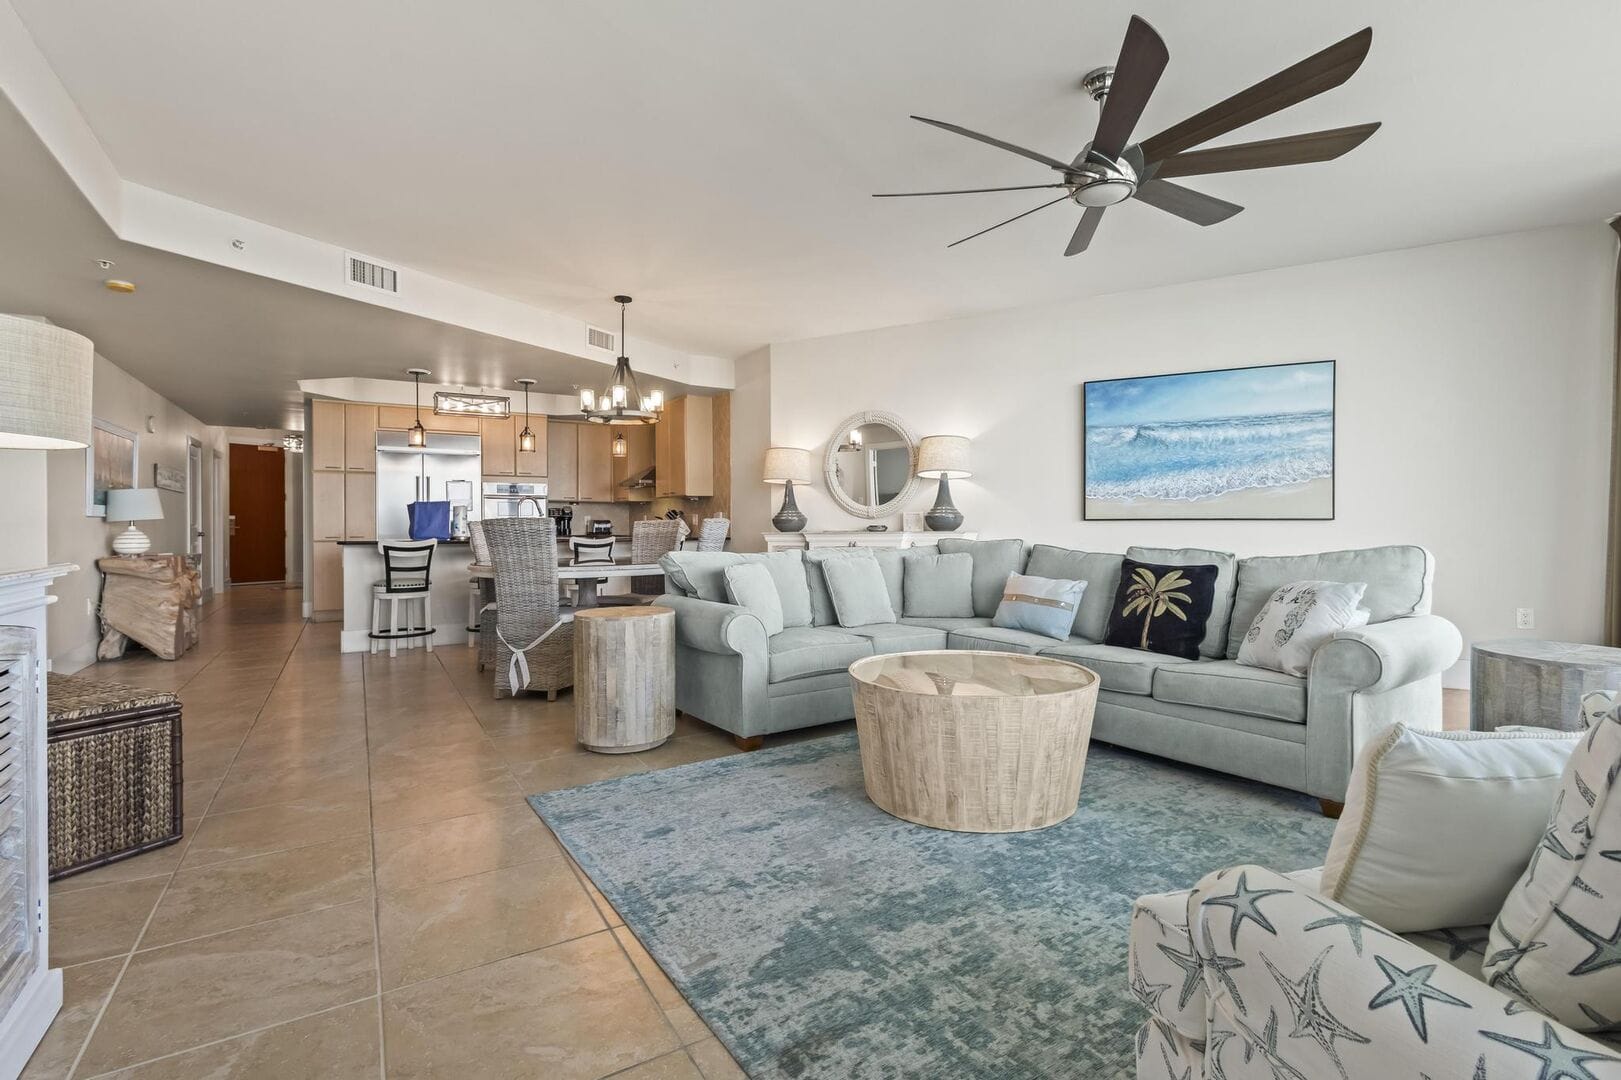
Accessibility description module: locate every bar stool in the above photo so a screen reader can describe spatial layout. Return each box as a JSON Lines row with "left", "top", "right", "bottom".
{"left": 371, "top": 540, "right": 436, "bottom": 657}
{"left": 565, "top": 536, "right": 614, "bottom": 607}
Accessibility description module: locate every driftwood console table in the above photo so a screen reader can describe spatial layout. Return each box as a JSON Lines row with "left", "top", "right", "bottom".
{"left": 96, "top": 555, "right": 202, "bottom": 661}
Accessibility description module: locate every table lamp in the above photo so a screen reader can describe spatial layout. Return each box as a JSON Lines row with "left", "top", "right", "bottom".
{"left": 0, "top": 314, "right": 93, "bottom": 449}
{"left": 916, "top": 436, "right": 971, "bottom": 532}
{"left": 763, "top": 447, "right": 813, "bottom": 533}
{"left": 106, "top": 488, "right": 164, "bottom": 556}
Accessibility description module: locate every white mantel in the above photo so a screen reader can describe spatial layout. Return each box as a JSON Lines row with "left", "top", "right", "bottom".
{"left": 763, "top": 531, "right": 978, "bottom": 552}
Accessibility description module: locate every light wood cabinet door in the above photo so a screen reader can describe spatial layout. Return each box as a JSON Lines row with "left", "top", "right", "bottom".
{"left": 515, "top": 415, "right": 548, "bottom": 477}
{"left": 428, "top": 412, "right": 481, "bottom": 434}
{"left": 680, "top": 396, "right": 714, "bottom": 497}
{"left": 654, "top": 408, "right": 677, "bottom": 497}
{"left": 311, "top": 400, "right": 346, "bottom": 472}
{"left": 312, "top": 541, "right": 343, "bottom": 611}
{"left": 548, "top": 422, "right": 579, "bottom": 500}
{"left": 577, "top": 424, "right": 615, "bottom": 502}
{"left": 344, "top": 472, "right": 376, "bottom": 540}
{"left": 481, "top": 416, "right": 516, "bottom": 477}
{"left": 377, "top": 405, "right": 418, "bottom": 431}
{"left": 312, "top": 471, "right": 345, "bottom": 540}
{"left": 612, "top": 425, "right": 655, "bottom": 502}
{"left": 344, "top": 404, "right": 377, "bottom": 471}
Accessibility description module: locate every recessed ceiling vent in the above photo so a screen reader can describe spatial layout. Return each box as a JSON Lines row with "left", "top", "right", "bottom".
{"left": 345, "top": 253, "right": 399, "bottom": 294}
{"left": 586, "top": 325, "right": 616, "bottom": 352}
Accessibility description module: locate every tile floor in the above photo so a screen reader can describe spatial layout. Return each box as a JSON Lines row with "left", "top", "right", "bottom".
{"left": 28, "top": 585, "right": 750, "bottom": 1079}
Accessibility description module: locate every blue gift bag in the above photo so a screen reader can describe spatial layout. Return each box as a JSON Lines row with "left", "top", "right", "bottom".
{"left": 407, "top": 501, "right": 452, "bottom": 541}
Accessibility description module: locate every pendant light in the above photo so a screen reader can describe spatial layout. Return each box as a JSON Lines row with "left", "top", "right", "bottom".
{"left": 580, "top": 295, "right": 662, "bottom": 425}
{"left": 515, "top": 378, "right": 537, "bottom": 452}
{"left": 612, "top": 431, "right": 627, "bottom": 458}
{"left": 405, "top": 368, "right": 431, "bottom": 447}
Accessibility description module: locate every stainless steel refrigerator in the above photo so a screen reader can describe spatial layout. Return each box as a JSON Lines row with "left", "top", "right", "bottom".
{"left": 375, "top": 430, "right": 482, "bottom": 540}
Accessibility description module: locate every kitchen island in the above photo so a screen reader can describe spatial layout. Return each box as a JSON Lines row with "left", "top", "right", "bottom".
{"left": 337, "top": 540, "right": 477, "bottom": 654}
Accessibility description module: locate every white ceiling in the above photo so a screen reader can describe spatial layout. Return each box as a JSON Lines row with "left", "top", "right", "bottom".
{"left": 10, "top": 0, "right": 1621, "bottom": 362}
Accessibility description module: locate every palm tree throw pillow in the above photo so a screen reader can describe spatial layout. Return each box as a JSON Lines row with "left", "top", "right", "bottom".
{"left": 1102, "top": 558, "right": 1219, "bottom": 659}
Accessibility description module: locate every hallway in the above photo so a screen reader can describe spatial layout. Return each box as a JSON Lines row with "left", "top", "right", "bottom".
{"left": 31, "top": 586, "right": 746, "bottom": 1079}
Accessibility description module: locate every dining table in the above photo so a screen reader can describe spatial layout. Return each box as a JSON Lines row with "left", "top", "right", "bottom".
{"left": 467, "top": 557, "right": 664, "bottom": 610}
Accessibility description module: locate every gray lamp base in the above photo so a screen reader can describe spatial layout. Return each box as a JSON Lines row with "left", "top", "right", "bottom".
{"left": 772, "top": 480, "right": 807, "bottom": 533}
{"left": 924, "top": 476, "right": 963, "bottom": 532}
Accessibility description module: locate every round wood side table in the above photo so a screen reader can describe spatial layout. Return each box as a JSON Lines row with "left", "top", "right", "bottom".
{"left": 1471, "top": 639, "right": 1621, "bottom": 732}
{"left": 573, "top": 605, "right": 676, "bottom": 754}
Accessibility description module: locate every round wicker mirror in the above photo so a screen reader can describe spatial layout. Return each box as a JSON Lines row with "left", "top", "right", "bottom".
{"left": 823, "top": 410, "right": 921, "bottom": 520}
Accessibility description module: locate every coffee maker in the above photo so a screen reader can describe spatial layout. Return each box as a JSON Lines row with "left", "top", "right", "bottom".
{"left": 549, "top": 505, "right": 573, "bottom": 538}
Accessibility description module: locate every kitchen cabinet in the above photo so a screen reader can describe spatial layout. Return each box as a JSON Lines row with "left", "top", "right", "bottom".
{"left": 515, "top": 415, "right": 547, "bottom": 477}
{"left": 311, "top": 400, "right": 346, "bottom": 472}
{"left": 548, "top": 421, "right": 579, "bottom": 500}
{"left": 312, "top": 541, "right": 343, "bottom": 612}
{"left": 577, "top": 423, "right": 615, "bottom": 502}
{"left": 312, "top": 472, "right": 345, "bottom": 541}
{"left": 611, "top": 425, "right": 655, "bottom": 503}
{"left": 343, "top": 405, "right": 377, "bottom": 471}
{"left": 656, "top": 395, "right": 714, "bottom": 498}
{"left": 481, "top": 416, "right": 516, "bottom": 477}
{"left": 376, "top": 406, "right": 481, "bottom": 434}
{"left": 344, "top": 472, "right": 376, "bottom": 540}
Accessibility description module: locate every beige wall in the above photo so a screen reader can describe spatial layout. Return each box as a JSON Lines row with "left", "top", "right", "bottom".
{"left": 728, "top": 347, "right": 774, "bottom": 550}
{"left": 0, "top": 450, "right": 49, "bottom": 573}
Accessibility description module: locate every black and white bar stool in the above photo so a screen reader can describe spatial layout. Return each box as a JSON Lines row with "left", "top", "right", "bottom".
{"left": 371, "top": 539, "right": 436, "bottom": 657}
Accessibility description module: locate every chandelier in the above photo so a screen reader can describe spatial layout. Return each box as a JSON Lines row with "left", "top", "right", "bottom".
{"left": 580, "top": 295, "right": 662, "bottom": 425}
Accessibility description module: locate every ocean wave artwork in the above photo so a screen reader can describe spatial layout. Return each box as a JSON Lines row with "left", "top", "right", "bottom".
{"left": 1083, "top": 361, "right": 1334, "bottom": 520}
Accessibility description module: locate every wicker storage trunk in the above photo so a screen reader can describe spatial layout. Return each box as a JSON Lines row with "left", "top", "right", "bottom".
{"left": 45, "top": 674, "right": 183, "bottom": 880}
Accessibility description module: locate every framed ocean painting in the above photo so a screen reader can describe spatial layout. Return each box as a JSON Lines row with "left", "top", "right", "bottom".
{"left": 1082, "top": 360, "right": 1335, "bottom": 520}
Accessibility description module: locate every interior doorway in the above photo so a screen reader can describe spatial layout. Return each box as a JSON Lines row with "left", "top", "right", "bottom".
{"left": 229, "top": 443, "right": 287, "bottom": 584}
{"left": 186, "top": 438, "right": 205, "bottom": 587}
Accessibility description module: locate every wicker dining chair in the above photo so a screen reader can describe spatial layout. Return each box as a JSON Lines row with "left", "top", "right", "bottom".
{"left": 630, "top": 519, "right": 683, "bottom": 597}
{"left": 483, "top": 518, "right": 573, "bottom": 701}
{"left": 695, "top": 516, "right": 730, "bottom": 552}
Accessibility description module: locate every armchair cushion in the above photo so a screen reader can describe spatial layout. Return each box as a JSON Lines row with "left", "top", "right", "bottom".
{"left": 766, "top": 627, "right": 872, "bottom": 683}
{"left": 1153, "top": 659, "right": 1306, "bottom": 723}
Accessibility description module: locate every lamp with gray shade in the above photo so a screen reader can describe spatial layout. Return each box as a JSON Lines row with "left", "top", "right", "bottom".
{"left": 917, "top": 435, "right": 971, "bottom": 531}
{"left": 763, "top": 447, "right": 813, "bottom": 533}
{"left": 0, "top": 314, "right": 93, "bottom": 450}
{"left": 106, "top": 488, "right": 164, "bottom": 556}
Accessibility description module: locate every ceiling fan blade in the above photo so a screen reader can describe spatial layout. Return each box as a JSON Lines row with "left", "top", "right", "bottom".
{"left": 1064, "top": 207, "right": 1106, "bottom": 257}
{"left": 872, "top": 183, "right": 1070, "bottom": 198}
{"left": 1132, "top": 178, "right": 1243, "bottom": 226}
{"left": 1137, "top": 27, "right": 1373, "bottom": 163}
{"left": 1088, "top": 16, "right": 1170, "bottom": 161}
{"left": 1152, "top": 122, "right": 1380, "bottom": 178}
{"left": 946, "top": 193, "right": 1074, "bottom": 249}
{"left": 911, "top": 115, "right": 1072, "bottom": 172}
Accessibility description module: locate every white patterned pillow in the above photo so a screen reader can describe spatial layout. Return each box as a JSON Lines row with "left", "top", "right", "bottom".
{"left": 1486, "top": 691, "right": 1621, "bottom": 1030}
{"left": 1235, "top": 579, "right": 1368, "bottom": 677}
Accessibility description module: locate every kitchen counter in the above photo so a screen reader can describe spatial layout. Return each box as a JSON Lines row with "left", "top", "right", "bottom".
{"left": 338, "top": 541, "right": 477, "bottom": 653}
{"left": 336, "top": 538, "right": 470, "bottom": 546}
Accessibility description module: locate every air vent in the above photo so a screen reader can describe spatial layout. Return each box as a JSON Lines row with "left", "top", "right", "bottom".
{"left": 586, "top": 325, "right": 616, "bottom": 352}
{"left": 345, "top": 253, "right": 399, "bottom": 294}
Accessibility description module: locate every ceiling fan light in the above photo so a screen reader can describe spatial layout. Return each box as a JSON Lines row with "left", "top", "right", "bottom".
{"left": 1073, "top": 178, "right": 1135, "bottom": 206}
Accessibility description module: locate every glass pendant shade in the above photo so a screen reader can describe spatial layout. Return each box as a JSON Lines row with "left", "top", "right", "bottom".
{"left": 408, "top": 421, "right": 426, "bottom": 447}
{"left": 518, "top": 427, "right": 535, "bottom": 452}
{"left": 612, "top": 432, "right": 627, "bottom": 458}
{"left": 406, "top": 368, "right": 430, "bottom": 447}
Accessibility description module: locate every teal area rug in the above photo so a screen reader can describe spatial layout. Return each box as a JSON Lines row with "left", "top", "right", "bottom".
{"left": 529, "top": 734, "right": 1334, "bottom": 1079}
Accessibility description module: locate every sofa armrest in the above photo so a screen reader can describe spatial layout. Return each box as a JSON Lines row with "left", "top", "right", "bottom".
{"left": 658, "top": 594, "right": 767, "bottom": 657}
{"left": 1310, "top": 614, "right": 1462, "bottom": 695}
{"left": 1188, "top": 864, "right": 1621, "bottom": 1078}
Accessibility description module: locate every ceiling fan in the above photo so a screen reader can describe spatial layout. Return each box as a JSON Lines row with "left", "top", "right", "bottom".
{"left": 876, "top": 17, "right": 1379, "bottom": 255}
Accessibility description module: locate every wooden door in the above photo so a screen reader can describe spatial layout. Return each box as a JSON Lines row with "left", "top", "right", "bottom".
{"left": 481, "top": 416, "right": 516, "bottom": 476}
{"left": 229, "top": 443, "right": 286, "bottom": 583}
{"left": 344, "top": 405, "right": 377, "bottom": 470}
{"left": 310, "top": 401, "right": 345, "bottom": 471}
{"left": 577, "top": 424, "right": 614, "bottom": 501}
{"left": 515, "top": 416, "right": 548, "bottom": 477}
{"left": 548, "top": 422, "right": 579, "bottom": 500}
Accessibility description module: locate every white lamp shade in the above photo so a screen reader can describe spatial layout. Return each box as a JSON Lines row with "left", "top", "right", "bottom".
{"left": 0, "top": 314, "right": 93, "bottom": 449}
{"left": 916, "top": 435, "right": 972, "bottom": 479}
{"left": 762, "top": 446, "right": 813, "bottom": 486}
{"left": 106, "top": 487, "right": 164, "bottom": 522}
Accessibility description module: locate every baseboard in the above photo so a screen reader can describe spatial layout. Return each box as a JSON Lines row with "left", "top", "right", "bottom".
{"left": 301, "top": 600, "right": 312, "bottom": 619}
{"left": 340, "top": 622, "right": 470, "bottom": 654}
{"left": 0, "top": 967, "right": 63, "bottom": 1080}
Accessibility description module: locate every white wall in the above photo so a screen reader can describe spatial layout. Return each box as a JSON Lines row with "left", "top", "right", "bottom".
{"left": 729, "top": 347, "right": 775, "bottom": 547}
{"left": 765, "top": 225, "right": 1617, "bottom": 686}
{"left": 0, "top": 450, "right": 49, "bottom": 573}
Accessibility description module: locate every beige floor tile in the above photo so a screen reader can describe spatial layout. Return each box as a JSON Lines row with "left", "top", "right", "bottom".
{"left": 49, "top": 878, "right": 167, "bottom": 967}
{"left": 182, "top": 798, "right": 371, "bottom": 868}
{"left": 50, "top": 820, "right": 199, "bottom": 895}
{"left": 661, "top": 1000, "right": 714, "bottom": 1047}
{"left": 209, "top": 754, "right": 371, "bottom": 814}
{"left": 487, "top": 722, "right": 586, "bottom": 764}
{"left": 370, "top": 766, "right": 523, "bottom": 830}
{"left": 142, "top": 834, "right": 373, "bottom": 948}
{"left": 383, "top": 931, "right": 678, "bottom": 1080}
{"left": 609, "top": 1050, "right": 705, "bottom": 1080}
{"left": 180, "top": 776, "right": 222, "bottom": 817}
{"left": 612, "top": 926, "right": 684, "bottom": 1012}
{"left": 565, "top": 856, "right": 625, "bottom": 929}
{"left": 76, "top": 900, "right": 377, "bottom": 1076}
{"left": 509, "top": 750, "right": 650, "bottom": 794}
{"left": 19, "top": 957, "right": 123, "bottom": 1080}
{"left": 686, "top": 1037, "right": 746, "bottom": 1080}
{"left": 373, "top": 805, "right": 558, "bottom": 894}
{"left": 377, "top": 857, "right": 603, "bottom": 989}
{"left": 100, "top": 998, "right": 382, "bottom": 1079}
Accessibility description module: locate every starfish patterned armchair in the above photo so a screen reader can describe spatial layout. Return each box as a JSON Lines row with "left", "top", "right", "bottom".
{"left": 1130, "top": 864, "right": 1621, "bottom": 1079}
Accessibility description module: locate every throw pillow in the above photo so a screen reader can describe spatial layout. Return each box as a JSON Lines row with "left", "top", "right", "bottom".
{"left": 723, "top": 562, "right": 784, "bottom": 636}
{"left": 1485, "top": 692, "right": 1621, "bottom": 1031}
{"left": 1101, "top": 558, "right": 1218, "bottom": 660}
{"left": 804, "top": 548, "right": 873, "bottom": 626}
{"left": 901, "top": 552, "right": 975, "bottom": 619}
{"left": 822, "top": 556, "right": 897, "bottom": 628}
{"left": 992, "top": 573, "right": 1086, "bottom": 641}
{"left": 1320, "top": 723, "right": 1580, "bottom": 933}
{"left": 1126, "top": 545, "right": 1236, "bottom": 659}
{"left": 1235, "top": 580, "right": 1370, "bottom": 677}
{"left": 742, "top": 552, "right": 813, "bottom": 628}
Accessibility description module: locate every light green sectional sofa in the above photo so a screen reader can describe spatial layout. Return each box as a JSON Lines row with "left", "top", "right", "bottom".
{"left": 657, "top": 539, "right": 1462, "bottom": 808}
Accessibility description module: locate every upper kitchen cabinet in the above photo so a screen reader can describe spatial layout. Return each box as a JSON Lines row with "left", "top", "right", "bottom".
{"left": 515, "top": 415, "right": 547, "bottom": 477}
{"left": 576, "top": 423, "right": 615, "bottom": 502}
{"left": 343, "top": 404, "right": 377, "bottom": 471}
{"left": 376, "top": 406, "right": 480, "bottom": 434}
{"left": 481, "top": 415, "right": 516, "bottom": 476}
{"left": 655, "top": 395, "right": 714, "bottom": 498}
{"left": 547, "top": 421, "right": 579, "bottom": 500}
{"left": 311, "top": 400, "right": 346, "bottom": 472}
{"left": 611, "top": 425, "right": 655, "bottom": 502}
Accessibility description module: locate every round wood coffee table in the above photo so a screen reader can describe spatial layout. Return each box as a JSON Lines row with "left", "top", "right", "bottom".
{"left": 850, "top": 650, "right": 1099, "bottom": 833}
{"left": 574, "top": 606, "right": 675, "bottom": 753}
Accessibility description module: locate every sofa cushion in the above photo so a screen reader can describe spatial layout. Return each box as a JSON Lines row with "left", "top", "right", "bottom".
{"left": 1152, "top": 659, "right": 1307, "bottom": 723}
{"left": 1225, "top": 545, "right": 1434, "bottom": 659}
{"left": 946, "top": 625, "right": 1057, "bottom": 655}
{"left": 993, "top": 572, "right": 1085, "bottom": 641}
{"left": 896, "top": 616, "right": 993, "bottom": 633}
{"left": 1127, "top": 545, "right": 1236, "bottom": 660}
{"left": 1024, "top": 545, "right": 1123, "bottom": 642}
{"left": 902, "top": 552, "right": 975, "bottom": 618}
{"left": 871, "top": 548, "right": 906, "bottom": 617}
{"left": 823, "top": 556, "right": 896, "bottom": 627}
{"left": 1038, "top": 640, "right": 1193, "bottom": 696}
{"left": 804, "top": 549, "right": 877, "bottom": 626}
{"left": 766, "top": 627, "right": 873, "bottom": 682}
{"left": 937, "top": 538, "right": 1027, "bottom": 618}
{"left": 723, "top": 563, "right": 784, "bottom": 636}
{"left": 744, "top": 551, "right": 813, "bottom": 629}
{"left": 660, "top": 551, "right": 744, "bottom": 603}
{"left": 843, "top": 622, "right": 948, "bottom": 654}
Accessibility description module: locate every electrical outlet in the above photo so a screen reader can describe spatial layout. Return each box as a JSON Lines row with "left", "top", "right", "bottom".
{"left": 1515, "top": 608, "right": 1535, "bottom": 630}
{"left": 85, "top": 597, "right": 96, "bottom": 616}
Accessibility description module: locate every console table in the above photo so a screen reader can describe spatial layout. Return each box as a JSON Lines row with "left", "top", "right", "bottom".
{"left": 1471, "top": 639, "right": 1621, "bottom": 732}
{"left": 95, "top": 555, "right": 201, "bottom": 661}
{"left": 763, "top": 530, "right": 978, "bottom": 552}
